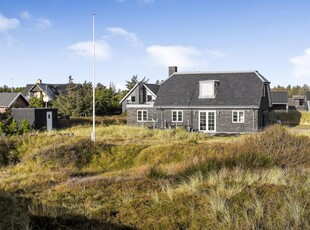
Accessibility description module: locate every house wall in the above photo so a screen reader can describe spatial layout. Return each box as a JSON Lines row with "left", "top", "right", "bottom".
{"left": 127, "top": 107, "right": 160, "bottom": 128}
{"left": 121, "top": 86, "right": 140, "bottom": 112}
{"left": 127, "top": 107, "right": 259, "bottom": 133}
{"left": 14, "top": 96, "right": 29, "bottom": 108}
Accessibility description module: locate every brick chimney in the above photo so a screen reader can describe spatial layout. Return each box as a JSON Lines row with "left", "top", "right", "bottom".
{"left": 36, "top": 79, "right": 42, "bottom": 84}
{"left": 168, "top": 66, "right": 177, "bottom": 77}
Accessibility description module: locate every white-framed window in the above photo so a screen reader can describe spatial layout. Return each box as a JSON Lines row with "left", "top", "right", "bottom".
{"left": 137, "top": 110, "right": 148, "bottom": 122}
{"left": 232, "top": 111, "right": 245, "bottom": 123}
{"left": 172, "top": 110, "right": 183, "bottom": 122}
{"left": 147, "top": 95, "right": 152, "bottom": 102}
{"left": 199, "top": 80, "right": 219, "bottom": 99}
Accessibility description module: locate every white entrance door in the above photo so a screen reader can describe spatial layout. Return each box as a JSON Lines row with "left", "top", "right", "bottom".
{"left": 46, "top": 111, "right": 53, "bottom": 131}
{"left": 199, "top": 111, "right": 216, "bottom": 132}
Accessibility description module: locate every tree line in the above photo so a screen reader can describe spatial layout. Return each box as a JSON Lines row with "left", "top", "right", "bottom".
{"left": 272, "top": 84, "right": 309, "bottom": 97}
{"left": 1, "top": 75, "right": 145, "bottom": 118}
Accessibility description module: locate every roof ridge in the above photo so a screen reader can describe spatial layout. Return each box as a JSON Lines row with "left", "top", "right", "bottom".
{"left": 173, "top": 70, "right": 258, "bottom": 75}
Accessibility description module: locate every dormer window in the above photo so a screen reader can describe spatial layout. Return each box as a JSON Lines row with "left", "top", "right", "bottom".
{"left": 199, "top": 80, "right": 219, "bottom": 99}
{"left": 147, "top": 95, "right": 152, "bottom": 102}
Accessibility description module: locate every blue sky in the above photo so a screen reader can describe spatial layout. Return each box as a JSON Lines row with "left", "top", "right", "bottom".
{"left": 0, "top": 0, "right": 310, "bottom": 89}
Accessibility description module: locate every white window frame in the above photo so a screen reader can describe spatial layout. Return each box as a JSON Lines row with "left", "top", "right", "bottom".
{"left": 199, "top": 80, "right": 219, "bottom": 99}
{"left": 172, "top": 110, "right": 183, "bottom": 122}
{"left": 232, "top": 110, "right": 245, "bottom": 123}
{"left": 137, "top": 110, "right": 148, "bottom": 122}
{"left": 198, "top": 110, "right": 216, "bottom": 132}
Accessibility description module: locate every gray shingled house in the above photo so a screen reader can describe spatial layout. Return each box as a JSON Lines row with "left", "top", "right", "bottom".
{"left": 22, "top": 79, "right": 70, "bottom": 105}
{"left": 305, "top": 91, "right": 310, "bottom": 111}
{"left": 121, "top": 67, "right": 272, "bottom": 133}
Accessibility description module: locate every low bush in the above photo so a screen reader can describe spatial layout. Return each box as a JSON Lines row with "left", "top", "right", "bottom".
{"left": 0, "top": 137, "right": 19, "bottom": 166}
{"left": 38, "top": 138, "right": 95, "bottom": 169}
{"left": 269, "top": 111, "right": 301, "bottom": 125}
{"left": 253, "top": 125, "right": 310, "bottom": 167}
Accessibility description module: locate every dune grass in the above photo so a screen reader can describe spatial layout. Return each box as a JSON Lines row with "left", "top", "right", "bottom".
{"left": 1, "top": 124, "right": 310, "bottom": 229}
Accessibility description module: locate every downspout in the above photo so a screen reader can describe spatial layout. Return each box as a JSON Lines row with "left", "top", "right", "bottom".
{"left": 252, "top": 107, "right": 255, "bottom": 133}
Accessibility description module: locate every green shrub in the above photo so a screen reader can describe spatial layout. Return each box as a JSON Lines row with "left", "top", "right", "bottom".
{"left": 38, "top": 138, "right": 95, "bottom": 169}
{"left": 269, "top": 111, "right": 301, "bottom": 125}
{"left": 254, "top": 125, "right": 310, "bottom": 167}
{"left": 7, "top": 120, "right": 19, "bottom": 136}
{"left": 20, "top": 119, "right": 32, "bottom": 134}
{"left": 0, "top": 137, "right": 19, "bottom": 166}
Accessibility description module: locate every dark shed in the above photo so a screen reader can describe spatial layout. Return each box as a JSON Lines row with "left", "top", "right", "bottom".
{"left": 12, "top": 108, "right": 58, "bottom": 131}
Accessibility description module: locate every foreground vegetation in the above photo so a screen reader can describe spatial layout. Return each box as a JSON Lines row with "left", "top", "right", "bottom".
{"left": 1, "top": 125, "right": 310, "bottom": 229}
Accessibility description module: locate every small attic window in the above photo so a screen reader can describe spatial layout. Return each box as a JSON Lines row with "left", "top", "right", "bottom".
{"left": 199, "top": 80, "right": 219, "bottom": 99}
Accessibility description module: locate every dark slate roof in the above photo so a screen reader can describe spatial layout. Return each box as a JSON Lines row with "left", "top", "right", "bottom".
{"left": 0, "top": 93, "right": 24, "bottom": 107}
{"left": 22, "top": 83, "right": 69, "bottom": 99}
{"left": 154, "top": 71, "right": 269, "bottom": 107}
{"left": 271, "top": 91, "right": 288, "bottom": 104}
{"left": 144, "top": 84, "right": 160, "bottom": 96}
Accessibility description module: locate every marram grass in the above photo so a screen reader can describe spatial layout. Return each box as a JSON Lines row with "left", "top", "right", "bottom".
{"left": 1, "top": 125, "right": 310, "bottom": 229}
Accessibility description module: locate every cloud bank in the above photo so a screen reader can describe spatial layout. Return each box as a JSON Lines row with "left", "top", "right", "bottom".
{"left": 146, "top": 45, "right": 203, "bottom": 68}
{"left": 290, "top": 48, "right": 310, "bottom": 79}
{"left": 0, "top": 13, "right": 19, "bottom": 32}
{"left": 107, "top": 27, "right": 142, "bottom": 47}
{"left": 67, "top": 40, "right": 110, "bottom": 60}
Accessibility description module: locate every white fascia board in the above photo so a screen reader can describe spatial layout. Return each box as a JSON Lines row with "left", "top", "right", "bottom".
{"left": 143, "top": 84, "right": 157, "bottom": 98}
{"left": 155, "top": 105, "right": 260, "bottom": 109}
{"left": 127, "top": 103, "right": 155, "bottom": 108}
{"left": 119, "top": 83, "right": 139, "bottom": 104}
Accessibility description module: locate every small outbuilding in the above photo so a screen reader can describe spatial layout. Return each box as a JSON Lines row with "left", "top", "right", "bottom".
{"left": 12, "top": 108, "right": 58, "bottom": 131}
{"left": 270, "top": 91, "right": 288, "bottom": 111}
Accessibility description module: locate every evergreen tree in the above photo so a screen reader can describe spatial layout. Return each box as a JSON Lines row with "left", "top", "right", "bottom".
{"left": 20, "top": 119, "right": 32, "bottom": 134}
{"left": 125, "top": 75, "right": 138, "bottom": 90}
{"left": 29, "top": 96, "right": 44, "bottom": 108}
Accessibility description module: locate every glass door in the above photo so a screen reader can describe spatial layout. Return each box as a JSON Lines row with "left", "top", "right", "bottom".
{"left": 199, "top": 111, "right": 216, "bottom": 132}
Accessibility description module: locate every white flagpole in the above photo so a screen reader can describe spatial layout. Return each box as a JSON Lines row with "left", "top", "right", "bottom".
{"left": 91, "top": 14, "right": 96, "bottom": 143}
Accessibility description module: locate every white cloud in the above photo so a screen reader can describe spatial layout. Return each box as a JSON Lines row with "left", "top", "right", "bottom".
{"left": 107, "top": 27, "right": 143, "bottom": 47}
{"left": 139, "top": 0, "right": 154, "bottom": 3}
{"left": 290, "top": 48, "right": 310, "bottom": 78}
{"left": 0, "top": 13, "right": 19, "bottom": 32}
{"left": 67, "top": 40, "right": 110, "bottom": 60}
{"left": 116, "top": 0, "right": 154, "bottom": 3}
{"left": 20, "top": 11, "right": 31, "bottom": 20}
{"left": 146, "top": 45, "right": 204, "bottom": 68}
{"left": 36, "top": 18, "right": 52, "bottom": 29}
{"left": 206, "top": 49, "right": 227, "bottom": 58}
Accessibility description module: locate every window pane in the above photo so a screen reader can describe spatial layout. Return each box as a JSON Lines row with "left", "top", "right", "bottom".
{"left": 137, "top": 111, "right": 142, "bottom": 121}
{"left": 239, "top": 112, "right": 244, "bottom": 123}
{"left": 172, "top": 111, "right": 177, "bottom": 122}
{"left": 208, "top": 112, "right": 215, "bottom": 131}
{"left": 200, "top": 82, "right": 214, "bottom": 97}
{"left": 233, "top": 112, "right": 238, "bottom": 122}
{"left": 200, "top": 112, "right": 206, "bottom": 131}
{"left": 178, "top": 111, "right": 182, "bottom": 121}
{"left": 143, "top": 111, "right": 147, "bottom": 120}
